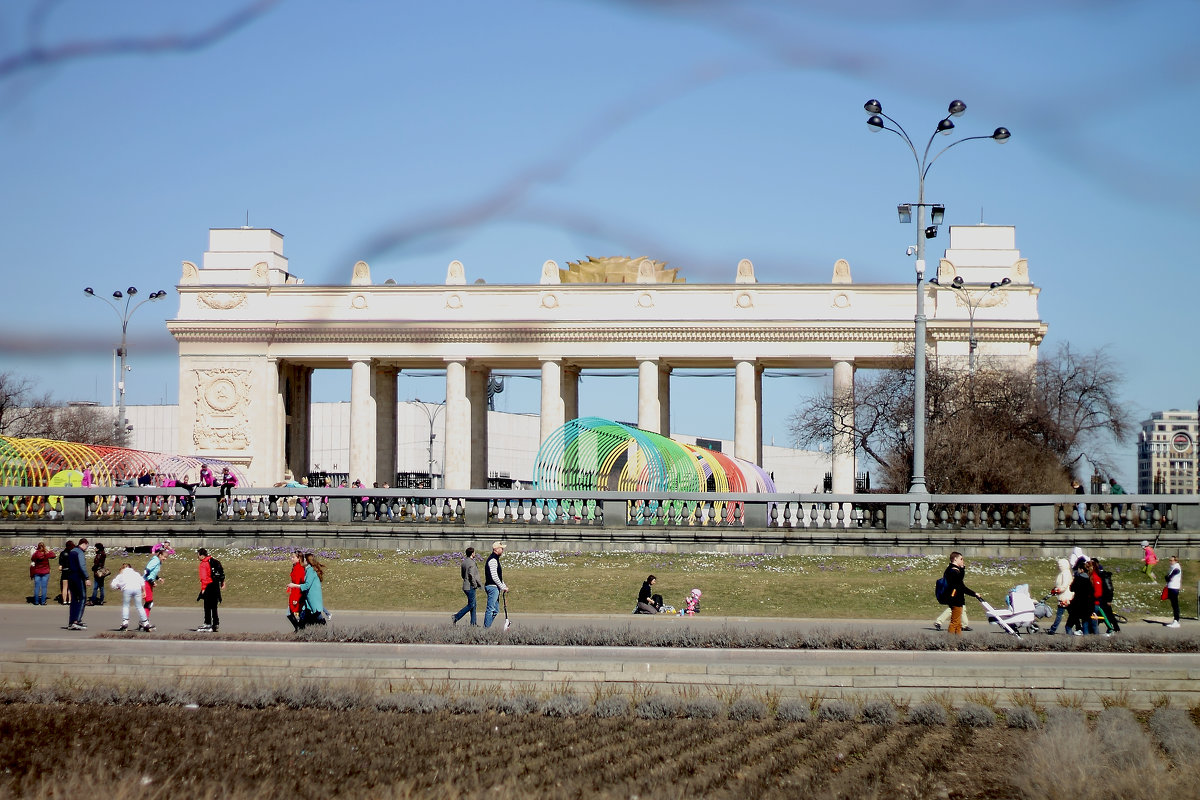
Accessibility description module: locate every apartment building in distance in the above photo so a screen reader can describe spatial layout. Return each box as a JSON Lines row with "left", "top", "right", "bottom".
{"left": 1137, "top": 408, "right": 1200, "bottom": 494}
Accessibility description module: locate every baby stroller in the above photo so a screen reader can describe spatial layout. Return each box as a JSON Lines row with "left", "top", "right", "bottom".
{"left": 980, "top": 584, "right": 1047, "bottom": 638}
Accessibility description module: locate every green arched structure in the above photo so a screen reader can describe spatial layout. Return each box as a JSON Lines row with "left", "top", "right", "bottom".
{"left": 532, "top": 417, "right": 776, "bottom": 493}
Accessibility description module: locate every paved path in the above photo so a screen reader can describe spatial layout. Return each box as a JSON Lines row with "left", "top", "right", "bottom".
{"left": 0, "top": 602, "right": 1189, "bottom": 651}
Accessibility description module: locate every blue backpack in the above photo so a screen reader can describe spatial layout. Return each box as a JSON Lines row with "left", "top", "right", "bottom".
{"left": 934, "top": 577, "right": 951, "bottom": 605}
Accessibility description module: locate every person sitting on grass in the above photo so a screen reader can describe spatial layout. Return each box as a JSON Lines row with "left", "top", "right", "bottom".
{"left": 635, "top": 575, "right": 662, "bottom": 614}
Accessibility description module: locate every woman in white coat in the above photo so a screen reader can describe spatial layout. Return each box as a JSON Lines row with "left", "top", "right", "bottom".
{"left": 1044, "top": 557, "right": 1074, "bottom": 635}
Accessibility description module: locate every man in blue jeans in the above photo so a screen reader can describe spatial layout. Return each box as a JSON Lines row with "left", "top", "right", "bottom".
{"left": 483, "top": 541, "right": 508, "bottom": 628}
{"left": 67, "top": 539, "right": 91, "bottom": 630}
{"left": 452, "top": 547, "right": 482, "bottom": 626}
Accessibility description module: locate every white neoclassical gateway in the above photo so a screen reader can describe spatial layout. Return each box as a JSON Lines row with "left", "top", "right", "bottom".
{"left": 169, "top": 225, "right": 1046, "bottom": 490}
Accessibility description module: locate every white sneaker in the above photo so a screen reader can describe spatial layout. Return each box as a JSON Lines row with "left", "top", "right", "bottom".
{"left": 194, "top": 624, "right": 212, "bottom": 632}
{"left": 1071, "top": 630, "right": 1082, "bottom": 636}
{"left": 1167, "top": 621, "right": 1181, "bottom": 628}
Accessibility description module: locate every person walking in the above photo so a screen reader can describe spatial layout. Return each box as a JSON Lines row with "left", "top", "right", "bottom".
{"left": 110, "top": 563, "right": 153, "bottom": 632}
{"left": 195, "top": 548, "right": 224, "bottom": 632}
{"left": 942, "top": 552, "right": 981, "bottom": 635}
{"left": 1066, "top": 558, "right": 1096, "bottom": 635}
{"left": 89, "top": 543, "right": 108, "bottom": 606}
{"left": 483, "top": 541, "right": 508, "bottom": 629}
{"left": 285, "top": 550, "right": 306, "bottom": 632}
{"left": 286, "top": 553, "right": 328, "bottom": 627}
{"left": 1044, "top": 557, "right": 1074, "bottom": 635}
{"left": 452, "top": 547, "right": 482, "bottom": 626}
{"left": 1091, "top": 558, "right": 1120, "bottom": 635}
{"left": 1141, "top": 540, "right": 1158, "bottom": 582}
{"left": 934, "top": 596, "right": 971, "bottom": 632}
{"left": 29, "top": 542, "right": 55, "bottom": 606}
{"left": 1165, "top": 556, "right": 1182, "bottom": 628}
{"left": 66, "top": 539, "right": 90, "bottom": 630}
{"left": 636, "top": 575, "right": 663, "bottom": 614}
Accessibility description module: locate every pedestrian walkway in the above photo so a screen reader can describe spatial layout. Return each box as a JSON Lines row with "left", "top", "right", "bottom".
{"left": 1, "top": 605, "right": 1196, "bottom": 710}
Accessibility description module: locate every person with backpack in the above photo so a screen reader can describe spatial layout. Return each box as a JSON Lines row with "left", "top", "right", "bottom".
{"left": 195, "top": 548, "right": 224, "bottom": 632}
{"left": 1090, "top": 558, "right": 1119, "bottom": 635}
{"left": 933, "top": 581, "right": 971, "bottom": 632}
{"left": 941, "top": 552, "right": 981, "bottom": 635}
{"left": 1065, "top": 558, "right": 1096, "bottom": 635}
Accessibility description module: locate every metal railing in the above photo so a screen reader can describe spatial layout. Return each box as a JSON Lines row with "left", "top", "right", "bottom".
{"left": 1, "top": 487, "right": 1196, "bottom": 533}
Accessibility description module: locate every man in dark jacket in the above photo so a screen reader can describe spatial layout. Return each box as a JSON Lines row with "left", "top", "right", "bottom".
{"left": 452, "top": 547, "right": 482, "bottom": 626}
{"left": 483, "top": 541, "right": 508, "bottom": 629}
{"left": 943, "top": 552, "right": 982, "bottom": 635}
{"left": 1066, "top": 558, "right": 1096, "bottom": 635}
{"left": 67, "top": 538, "right": 90, "bottom": 630}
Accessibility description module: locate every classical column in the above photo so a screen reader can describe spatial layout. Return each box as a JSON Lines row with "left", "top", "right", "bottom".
{"left": 637, "top": 358, "right": 662, "bottom": 433}
{"left": 832, "top": 359, "right": 856, "bottom": 494}
{"left": 539, "top": 359, "right": 565, "bottom": 446}
{"left": 443, "top": 360, "right": 470, "bottom": 490}
{"left": 373, "top": 366, "right": 398, "bottom": 486}
{"left": 263, "top": 357, "right": 284, "bottom": 486}
{"left": 734, "top": 360, "right": 761, "bottom": 464}
{"left": 468, "top": 365, "right": 490, "bottom": 489}
{"left": 658, "top": 362, "right": 672, "bottom": 437}
{"left": 349, "top": 359, "right": 376, "bottom": 486}
{"left": 562, "top": 365, "right": 580, "bottom": 423}
{"left": 282, "top": 363, "right": 313, "bottom": 481}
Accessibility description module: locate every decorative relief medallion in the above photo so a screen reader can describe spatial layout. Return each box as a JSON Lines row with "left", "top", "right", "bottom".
{"left": 637, "top": 292, "right": 655, "bottom": 309}
{"left": 351, "top": 294, "right": 368, "bottom": 310}
{"left": 197, "top": 292, "right": 248, "bottom": 310}
{"left": 735, "top": 291, "right": 753, "bottom": 309}
{"left": 540, "top": 293, "right": 559, "bottom": 309}
{"left": 831, "top": 292, "right": 851, "bottom": 309}
{"left": 192, "top": 368, "right": 252, "bottom": 451}
{"left": 446, "top": 293, "right": 463, "bottom": 309}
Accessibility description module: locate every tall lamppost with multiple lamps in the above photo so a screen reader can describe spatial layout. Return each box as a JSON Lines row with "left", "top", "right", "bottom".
{"left": 863, "top": 99, "right": 1010, "bottom": 496}
{"left": 413, "top": 399, "right": 445, "bottom": 490}
{"left": 928, "top": 275, "right": 1012, "bottom": 374}
{"left": 83, "top": 286, "right": 167, "bottom": 447}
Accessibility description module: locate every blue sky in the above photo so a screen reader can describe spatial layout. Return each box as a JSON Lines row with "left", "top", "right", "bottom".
{"left": 0, "top": 0, "right": 1196, "bottom": 483}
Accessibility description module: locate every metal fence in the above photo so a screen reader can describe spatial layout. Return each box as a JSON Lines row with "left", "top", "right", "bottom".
{"left": 1, "top": 487, "right": 1196, "bottom": 533}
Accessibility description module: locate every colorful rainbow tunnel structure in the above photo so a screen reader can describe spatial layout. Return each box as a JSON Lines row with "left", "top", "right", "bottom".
{"left": 0, "top": 435, "right": 245, "bottom": 488}
{"left": 532, "top": 417, "right": 776, "bottom": 493}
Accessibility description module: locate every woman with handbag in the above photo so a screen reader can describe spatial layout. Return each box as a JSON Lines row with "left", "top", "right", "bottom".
{"left": 89, "top": 543, "right": 108, "bottom": 605}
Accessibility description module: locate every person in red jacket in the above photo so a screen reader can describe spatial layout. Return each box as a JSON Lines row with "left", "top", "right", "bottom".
{"left": 195, "top": 549, "right": 223, "bottom": 632}
{"left": 285, "top": 551, "right": 306, "bottom": 632}
{"left": 30, "top": 542, "right": 55, "bottom": 606}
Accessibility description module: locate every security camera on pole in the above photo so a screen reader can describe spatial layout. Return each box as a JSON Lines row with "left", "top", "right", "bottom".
{"left": 83, "top": 286, "right": 168, "bottom": 447}
{"left": 863, "top": 99, "right": 1010, "bottom": 508}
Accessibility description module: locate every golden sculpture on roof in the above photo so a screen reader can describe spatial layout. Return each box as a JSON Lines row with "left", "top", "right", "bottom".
{"left": 560, "top": 256, "right": 685, "bottom": 284}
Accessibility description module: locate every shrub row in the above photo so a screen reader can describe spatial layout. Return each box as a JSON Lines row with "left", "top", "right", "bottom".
{"left": 144, "top": 622, "right": 1200, "bottom": 654}
{"left": 0, "top": 679, "right": 1068, "bottom": 728}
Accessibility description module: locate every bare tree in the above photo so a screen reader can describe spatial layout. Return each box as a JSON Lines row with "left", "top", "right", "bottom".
{"left": 788, "top": 343, "right": 1132, "bottom": 493}
{"left": 0, "top": 371, "right": 53, "bottom": 435}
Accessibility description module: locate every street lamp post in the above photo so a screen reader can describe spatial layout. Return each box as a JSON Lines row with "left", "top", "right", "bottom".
{"left": 83, "top": 286, "right": 167, "bottom": 447}
{"left": 928, "top": 275, "right": 1012, "bottom": 374}
{"left": 863, "top": 99, "right": 1010, "bottom": 496}
{"left": 413, "top": 399, "right": 445, "bottom": 490}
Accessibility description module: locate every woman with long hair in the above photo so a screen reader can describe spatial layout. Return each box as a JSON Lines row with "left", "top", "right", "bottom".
{"left": 30, "top": 542, "right": 55, "bottom": 606}
{"left": 89, "top": 543, "right": 108, "bottom": 606}
{"left": 58, "top": 541, "right": 75, "bottom": 605}
{"left": 286, "top": 553, "right": 327, "bottom": 628}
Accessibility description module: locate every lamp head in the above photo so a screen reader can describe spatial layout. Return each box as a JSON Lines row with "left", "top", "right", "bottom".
{"left": 864, "top": 99, "right": 882, "bottom": 115}
{"left": 929, "top": 277, "right": 940, "bottom": 286}
{"left": 936, "top": 118, "right": 955, "bottom": 135}
{"left": 897, "top": 204, "right": 912, "bottom": 223}
{"left": 951, "top": 275, "right": 964, "bottom": 287}
{"left": 112, "top": 291, "right": 122, "bottom": 299}
{"left": 930, "top": 204, "right": 945, "bottom": 225}
{"left": 947, "top": 100, "right": 966, "bottom": 117}
{"left": 992, "top": 127, "right": 1011, "bottom": 142}
{"left": 866, "top": 114, "right": 884, "bottom": 132}
{"left": 127, "top": 287, "right": 137, "bottom": 296}
{"left": 84, "top": 287, "right": 94, "bottom": 295}
{"left": 989, "top": 277, "right": 1012, "bottom": 289}
{"left": 924, "top": 226, "right": 939, "bottom": 239}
